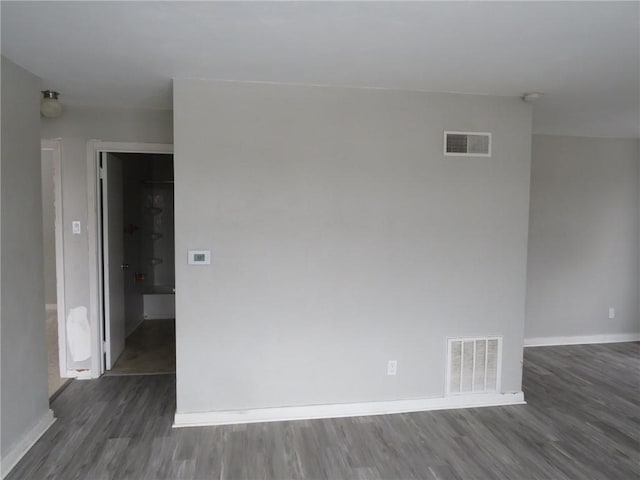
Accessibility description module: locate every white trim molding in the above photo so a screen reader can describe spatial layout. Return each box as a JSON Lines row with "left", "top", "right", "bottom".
{"left": 524, "top": 333, "right": 640, "bottom": 347}
{"left": 174, "top": 391, "right": 525, "bottom": 428}
{"left": 1, "top": 410, "right": 55, "bottom": 479}
{"left": 86, "top": 140, "right": 174, "bottom": 378}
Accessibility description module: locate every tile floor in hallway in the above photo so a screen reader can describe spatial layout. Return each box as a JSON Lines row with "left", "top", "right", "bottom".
{"left": 108, "top": 319, "right": 176, "bottom": 375}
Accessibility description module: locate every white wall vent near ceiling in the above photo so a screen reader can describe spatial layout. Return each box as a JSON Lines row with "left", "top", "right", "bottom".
{"left": 444, "top": 131, "right": 492, "bottom": 157}
{"left": 446, "top": 336, "right": 502, "bottom": 395}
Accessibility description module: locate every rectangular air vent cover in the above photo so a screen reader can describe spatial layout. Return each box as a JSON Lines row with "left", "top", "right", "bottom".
{"left": 444, "top": 131, "right": 491, "bottom": 157}
{"left": 446, "top": 336, "right": 502, "bottom": 395}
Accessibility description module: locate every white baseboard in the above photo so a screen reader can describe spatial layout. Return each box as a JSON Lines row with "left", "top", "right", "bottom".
{"left": 45, "top": 304, "right": 57, "bottom": 311}
{"left": 524, "top": 332, "right": 640, "bottom": 347}
{"left": 173, "top": 391, "right": 525, "bottom": 428}
{"left": 71, "top": 370, "right": 93, "bottom": 380}
{"left": 1, "top": 409, "right": 55, "bottom": 478}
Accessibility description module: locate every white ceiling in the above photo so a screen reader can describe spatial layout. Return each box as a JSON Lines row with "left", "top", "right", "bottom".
{"left": 2, "top": 1, "right": 639, "bottom": 138}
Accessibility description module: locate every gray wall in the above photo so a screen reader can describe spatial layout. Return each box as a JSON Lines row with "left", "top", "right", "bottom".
{"left": 41, "top": 107, "right": 172, "bottom": 370}
{"left": 41, "top": 149, "right": 56, "bottom": 305}
{"left": 525, "top": 135, "right": 640, "bottom": 339}
{"left": 174, "top": 80, "right": 532, "bottom": 414}
{"left": 1, "top": 57, "right": 50, "bottom": 464}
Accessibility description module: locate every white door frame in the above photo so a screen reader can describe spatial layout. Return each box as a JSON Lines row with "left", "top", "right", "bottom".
{"left": 87, "top": 140, "right": 174, "bottom": 377}
{"left": 41, "top": 138, "right": 70, "bottom": 378}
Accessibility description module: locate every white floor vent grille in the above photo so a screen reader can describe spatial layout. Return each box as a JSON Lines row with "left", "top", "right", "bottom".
{"left": 447, "top": 336, "right": 502, "bottom": 395}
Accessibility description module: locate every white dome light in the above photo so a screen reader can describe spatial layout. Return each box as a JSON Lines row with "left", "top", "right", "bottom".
{"left": 40, "top": 90, "right": 62, "bottom": 118}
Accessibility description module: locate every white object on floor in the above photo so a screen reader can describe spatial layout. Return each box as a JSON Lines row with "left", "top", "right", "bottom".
{"left": 67, "top": 306, "right": 91, "bottom": 361}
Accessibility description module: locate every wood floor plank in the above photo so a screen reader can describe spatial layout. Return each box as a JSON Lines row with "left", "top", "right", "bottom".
{"left": 6, "top": 342, "right": 640, "bottom": 480}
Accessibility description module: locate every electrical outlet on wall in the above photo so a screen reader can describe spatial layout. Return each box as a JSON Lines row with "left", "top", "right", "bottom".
{"left": 608, "top": 307, "right": 615, "bottom": 319}
{"left": 387, "top": 360, "right": 397, "bottom": 376}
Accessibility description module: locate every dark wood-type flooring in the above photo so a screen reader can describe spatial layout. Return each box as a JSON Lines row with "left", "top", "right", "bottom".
{"left": 7, "top": 342, "right": 639, "bottom": 479}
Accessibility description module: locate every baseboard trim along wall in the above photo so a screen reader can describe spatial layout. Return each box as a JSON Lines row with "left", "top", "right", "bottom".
{"left": 524, "top": 333, "right": 640, "bottom": 347}
{"left": 66, "top": 369, "right": 93, "bottom": 380}
{"left": 1, "top": 410, "right": 55, "bottom": 479}
{"left": 173, "top": 391, "right": 526, "bottom": 428}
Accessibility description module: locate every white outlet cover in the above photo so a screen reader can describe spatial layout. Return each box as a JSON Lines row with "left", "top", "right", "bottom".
{"left": 188, "top": 250, "right": 211, "bottom": 265}
{"left": 72, "top": 221, "right": 81, "bottom": 234}
{"left": 387, "top": 360, "right": 397, "bottom": 376}
{"left": 608, "top": 307, "right": 615, "bottom": 319}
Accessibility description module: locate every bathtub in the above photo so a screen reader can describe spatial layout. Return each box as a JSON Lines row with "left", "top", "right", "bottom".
{"left": 143, "top": 286, "right": 175, "bottom": 319}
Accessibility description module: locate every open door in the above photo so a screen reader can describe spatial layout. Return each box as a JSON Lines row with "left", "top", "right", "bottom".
{"left": 101, "top": 152, "right": 126, "bottom": 369}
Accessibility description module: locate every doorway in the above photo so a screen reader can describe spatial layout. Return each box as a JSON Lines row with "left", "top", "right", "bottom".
{"left": 99, "top": 151, "right": 175, "bottom": 375}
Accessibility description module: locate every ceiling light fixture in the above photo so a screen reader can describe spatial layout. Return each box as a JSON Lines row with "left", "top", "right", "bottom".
{"left": 522, "top": 92, "right": 543, "bottom": 103}
{"left": 40, "top": 90, "right": 62, "bottom": 118}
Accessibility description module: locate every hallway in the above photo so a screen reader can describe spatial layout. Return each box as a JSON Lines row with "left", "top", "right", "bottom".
{"left": 109, "top": 319, "right": 176, "bottom": 375}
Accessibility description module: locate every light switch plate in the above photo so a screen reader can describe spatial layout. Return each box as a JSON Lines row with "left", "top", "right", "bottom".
{"left": 387, "top": 360, "right": 397, "bottom": 376}
{"left": 72, "top": 221, "right": 81, "bottom": 234}
{"left": 188, "top": 250, "right": 211, "bottom": 265}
